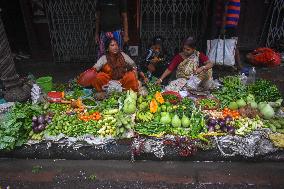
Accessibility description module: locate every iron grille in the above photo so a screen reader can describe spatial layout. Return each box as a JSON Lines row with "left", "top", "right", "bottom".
{"left": 266, "top": 0, "right": 284, "bottom": 47}
{"left": 140, "top": 0, "right": 209, "bottom": 56}
{"left": 44, "top": 0, "right": 97, "bottom": 63}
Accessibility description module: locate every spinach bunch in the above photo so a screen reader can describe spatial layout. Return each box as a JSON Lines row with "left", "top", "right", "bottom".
{"left": 0, "top": 103, "right": 43, "bottom": 150}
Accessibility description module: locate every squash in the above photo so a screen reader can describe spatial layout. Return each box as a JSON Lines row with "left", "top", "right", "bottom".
{"left": 155, "top": 92, "right": 165, "bottom": 104}
{"left": 150, "top": 99, "right": 158, "bottom": 113}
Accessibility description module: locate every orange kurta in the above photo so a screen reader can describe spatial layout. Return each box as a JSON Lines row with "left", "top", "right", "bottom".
{"left": 91, "top": 64, "right": 138, "bottom": 92}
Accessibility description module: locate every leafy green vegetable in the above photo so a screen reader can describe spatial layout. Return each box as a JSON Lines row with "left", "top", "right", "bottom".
{"left": 213, "top": 76, "right": 248, "bottom": 108}
{"left": 248, "top": 79, "right": 282, "bottom": 103}
{"left": 0, "top": 103, "right": 44, "bottom": 151}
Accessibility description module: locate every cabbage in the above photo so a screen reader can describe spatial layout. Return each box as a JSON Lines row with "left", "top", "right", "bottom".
{"left": 127, "top": 90, "right": 137, "bottom": 101}
{"left": 246, "top": 94, "right": 255, "bottom": 103}
{"left": 258, "top": 102, "right": 267, "bottom": 110}
{"left": 123, "top": 104, "right": 136, "bottom": 114}
{"left": 236, "top": 99, "right": 246, "bottom": 108}
{"left": 160, "top": 112, "right": 171, "bottom": 124}
{"left": 181, "top": 115, "right": 190, "bottom": 127}
{"left": 249, "top": 101, "right": 258, "bottom": 109}
{"left": 228, "top": 101, "right": 238, "bottom": 110}
{"left": 171, "top": 115, "right": 181, "bottom": 127}
{"left": 260, "top": 104, "right": 275, "bottom": 119}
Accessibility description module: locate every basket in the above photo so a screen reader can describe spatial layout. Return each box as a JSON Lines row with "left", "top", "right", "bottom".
{"left": 162, "top": 91, "right": 182, "bottom": 104}
{"left": 36, "top": 76, "right": 53, "bottom": 92}
{"left": 195, "top": 97, "right": 220, "bottom": 110}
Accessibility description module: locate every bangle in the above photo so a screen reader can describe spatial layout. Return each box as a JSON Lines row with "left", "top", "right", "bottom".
{"left": 159, "top": 78, "right": 163, "bottom": 82}
{"left": 202, "top": 66, "right": 207, "bottom": 70}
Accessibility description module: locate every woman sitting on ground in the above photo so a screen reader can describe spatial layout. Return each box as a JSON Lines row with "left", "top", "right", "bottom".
{"left": 156, "top": 36, "right": 213, "bottom": 89}
{"left": 78, "top": 38, "right": 139, "bottom": 93}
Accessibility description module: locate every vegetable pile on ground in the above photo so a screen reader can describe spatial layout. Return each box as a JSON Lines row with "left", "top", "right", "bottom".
{"left": 0, "top": 74, "right": 283, "bottom": 154}
{"left": 213, "top": 76, "right": 248, "bottom": 108}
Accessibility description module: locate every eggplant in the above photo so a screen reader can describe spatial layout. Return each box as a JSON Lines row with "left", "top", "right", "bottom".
{"left": 224, "top": 116, "right": 233, "bottom": 123}
{"left": 32, "top": 116, "right": 38, "bottom": 122}
{"left": 209, "top": 119, "right": 217, "bottom": 126}
{"left": 37, "top": 124, "right": 46, "bottom": 132}
{"left": 219, "top": 120, "right": 226, "bottom": 127}
{"left": 207, "top": 125, "right": 215, "bottom": 132}
{"left": 37, "top": 115, "right": 45, "bottom": 124}
{"left": 220, "top": 125, "right": 228, "bottom": 132}
{"left": 227, "top": 126, "right": 235, "bottom": 134}
{"left": 33, "top": 126, "right": 41, "bottom": 133}
{"left": 32, "top": 122, "right": 37, "bottom": 128}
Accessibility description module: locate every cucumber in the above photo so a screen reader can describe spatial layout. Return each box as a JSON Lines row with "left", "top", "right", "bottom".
{"left": 270, "top": 125, "right": 277, "bottom": 132}
{"left": 277, "top": 129, "right": 284, "bottom": 134}
{"left": 274, "top": 122, "right": 282, "bottom": 129}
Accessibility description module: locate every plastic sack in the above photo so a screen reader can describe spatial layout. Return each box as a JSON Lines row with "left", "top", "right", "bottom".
{"left": 77, "top": 68, "right": 97, "bottom": 87}
{"left": 207, "top": 38, "right": 237, "bottom": 66}
{"left": 247, "top": 48, "right": 281, "bottom": 67}
{"left": 187, "top": 75, "right": 201, "bottom": 90}
{"left": 102, "top": 80, "right": 123, "bottom": 94}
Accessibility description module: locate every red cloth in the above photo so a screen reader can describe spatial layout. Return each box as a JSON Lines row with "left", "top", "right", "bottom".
{"left": 91, "top": 64, "right": 138, "bottom": 92}
{"left": 168, "top": 52, "right": 209, "bottom": 71}
{"left": 77, "top": 68, "right": 97, "bottom": 87}
{"left": 248, "top": 48, "right": 281, "bottom": 67}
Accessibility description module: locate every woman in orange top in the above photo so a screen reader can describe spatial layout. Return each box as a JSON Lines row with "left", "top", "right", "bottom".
{"left": 91, "top": 38, "right": 139, "bottom": 92}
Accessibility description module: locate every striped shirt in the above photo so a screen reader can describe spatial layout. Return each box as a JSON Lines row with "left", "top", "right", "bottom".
{"left": 216, "top": 0, "right": 241, "bottom": 29}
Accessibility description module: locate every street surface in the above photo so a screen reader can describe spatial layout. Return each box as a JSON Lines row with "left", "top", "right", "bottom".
{"left": 0, "top": 159, "right": 284, "bottom": 189}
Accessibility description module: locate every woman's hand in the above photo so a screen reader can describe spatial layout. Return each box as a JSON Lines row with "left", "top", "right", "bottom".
{"left": 155, "top": 78, "right": 162, "bottom": 85}
{"left": 194, "top": 66, "right": 205, "bottom": 74}
{"left": 143, "top": 77, "right": 149, "bottom": 83}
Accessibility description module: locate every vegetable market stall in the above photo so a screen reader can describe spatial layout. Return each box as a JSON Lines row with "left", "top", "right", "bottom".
{"left": 0, "top": 76, "right": 284, "bottom": 161}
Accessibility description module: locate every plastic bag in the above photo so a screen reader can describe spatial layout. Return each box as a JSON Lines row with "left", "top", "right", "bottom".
{"left": 207, "top": 38, "right": 237, "bottom": 66}
{"left": 240, "top": 73, "right": 248, "bottom": 85}
{"left": 247, "top": 48, "right": 281, "bottom": 67}
{"left": 187, "top": 75, "right": 201, "bottom": 90}
{"left": 165, "top": 78, "right": 187, "bottom": 92}
{"left": 102, "top": 80, "right": 123, "bottom": 94}
{"left": 77, "top": 68, "right": 97, "bottom": 87}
